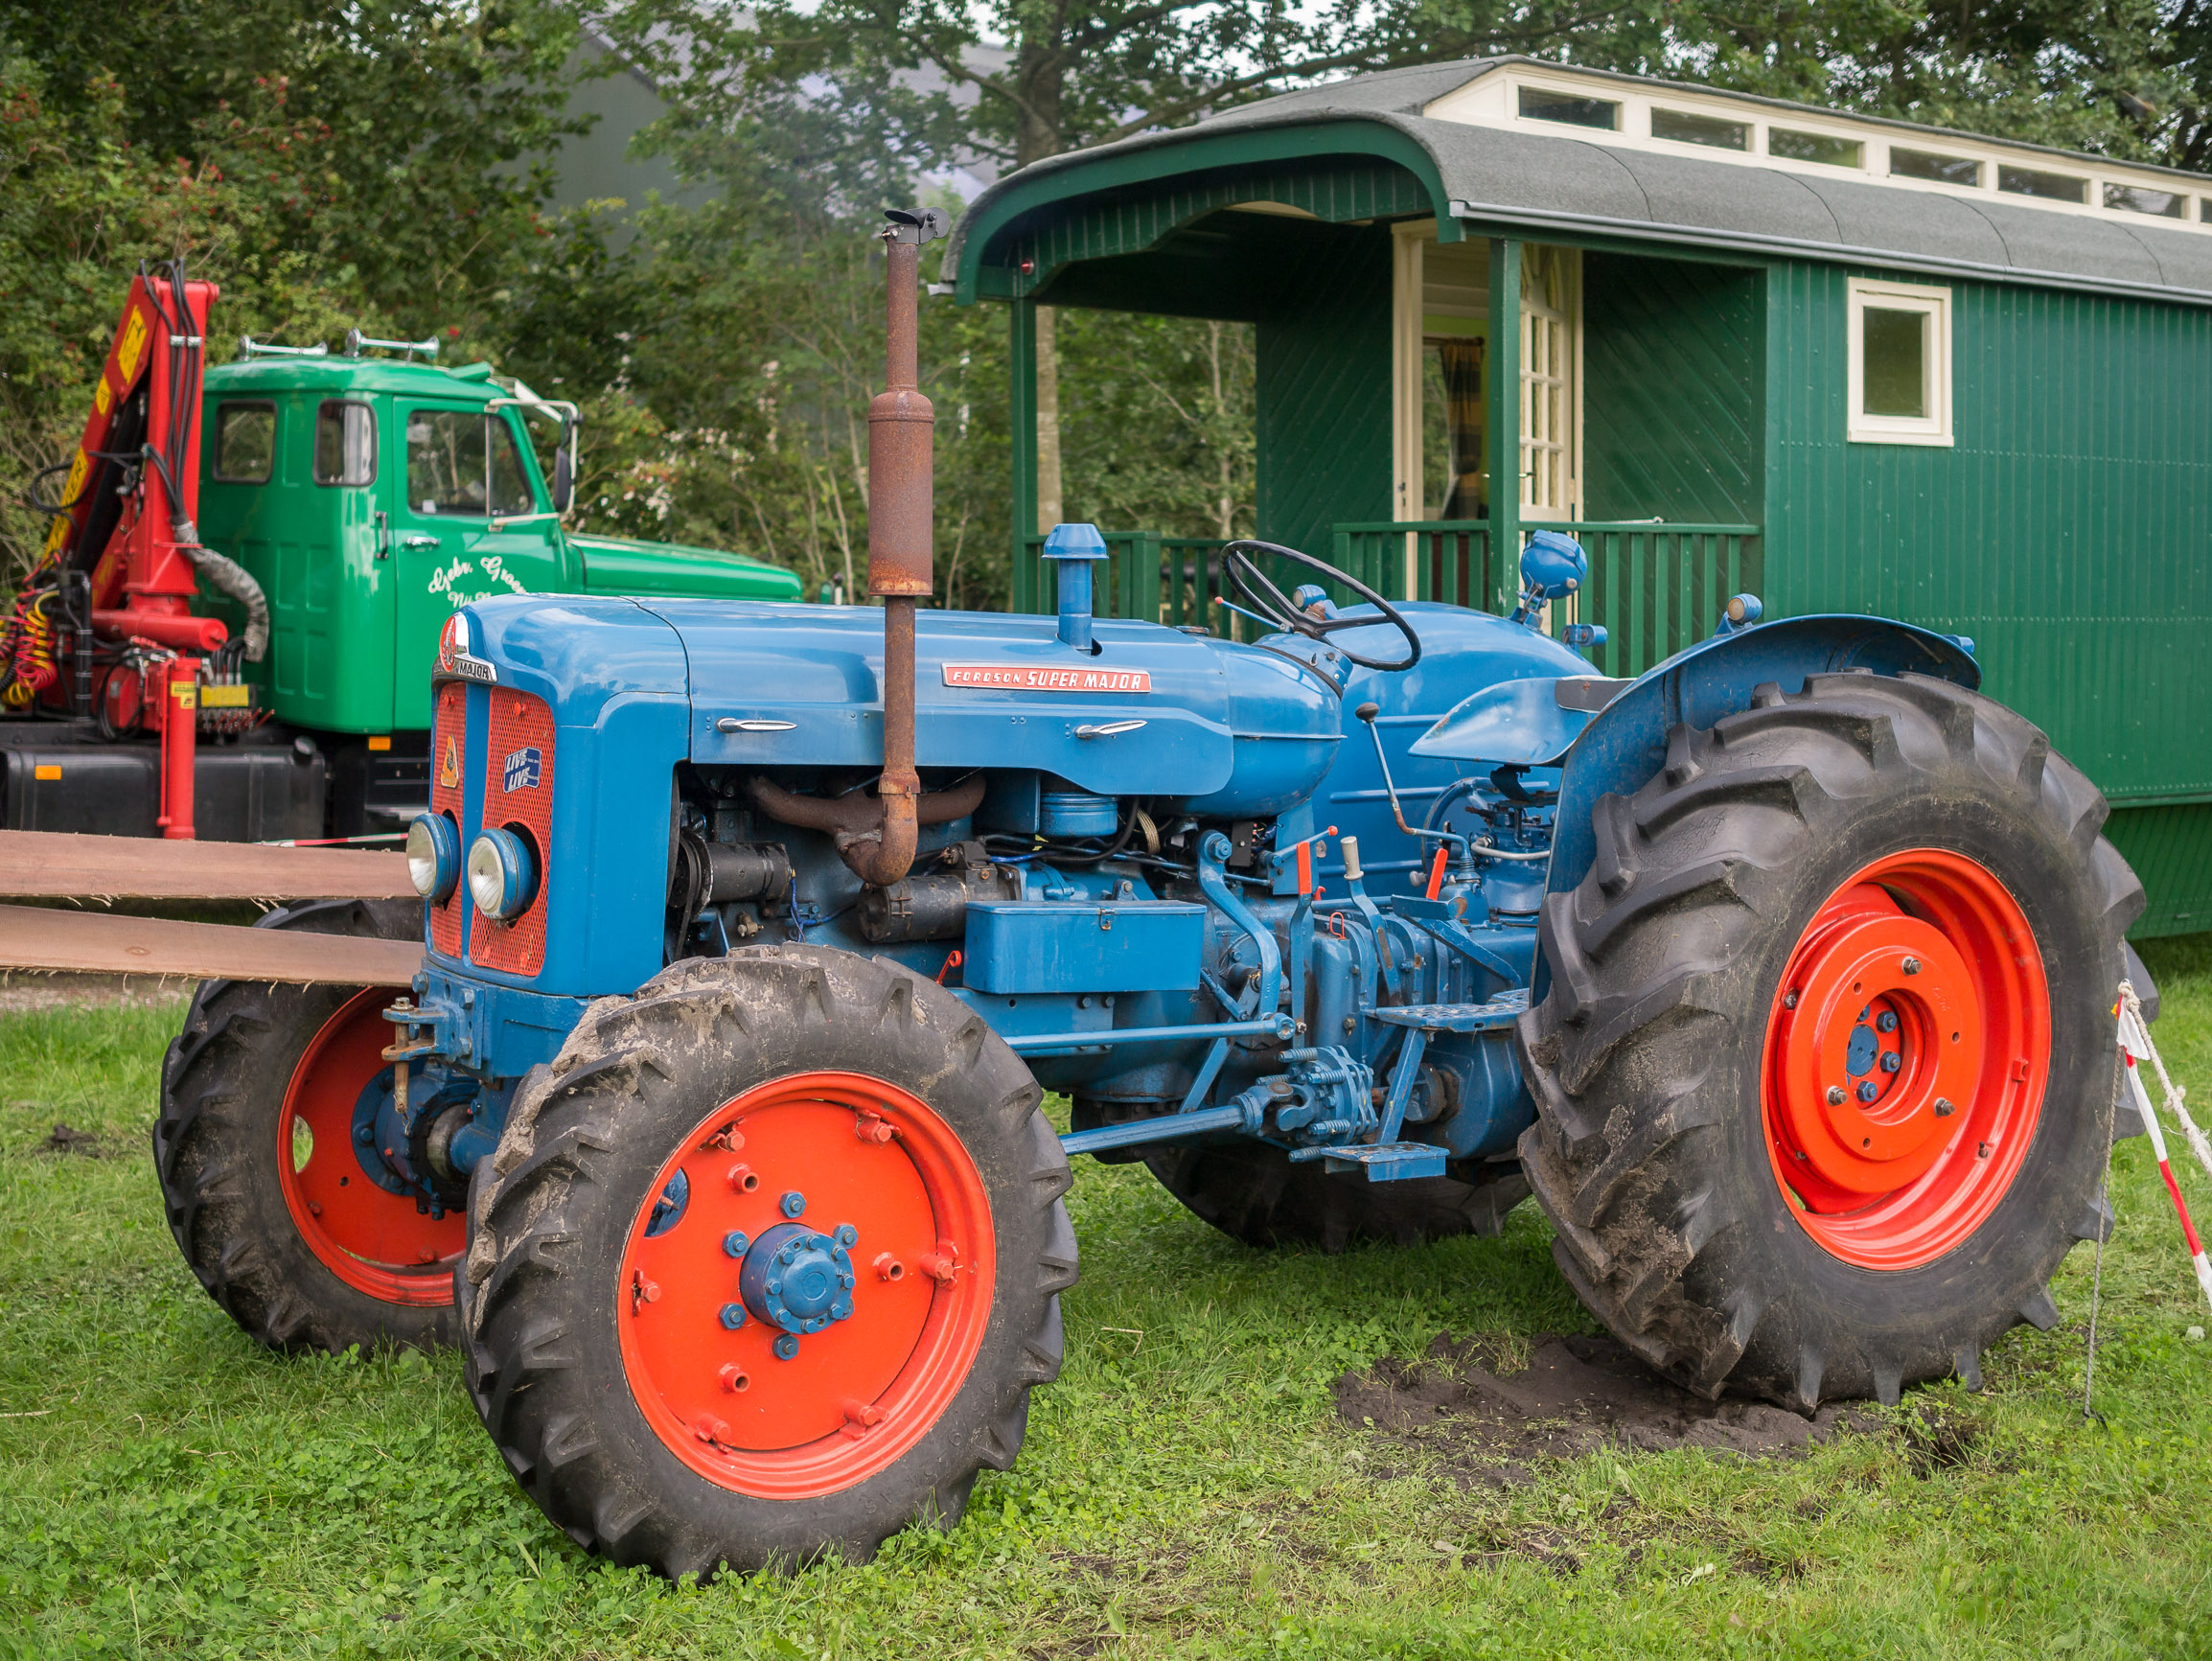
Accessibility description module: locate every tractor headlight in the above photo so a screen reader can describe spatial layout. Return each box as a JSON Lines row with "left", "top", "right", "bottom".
{"left": 406, "top": 812, "right": 460, "bottom": 903}
{"left": 467, "top": 827, "right": 539, "bottom": 921}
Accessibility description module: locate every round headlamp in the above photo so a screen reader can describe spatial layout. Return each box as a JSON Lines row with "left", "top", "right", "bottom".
{"left": 406, "top": 812, "right": 460, "bottom": 903}
{"left": 467, "top": 827, "right": 539, "bottom": 921}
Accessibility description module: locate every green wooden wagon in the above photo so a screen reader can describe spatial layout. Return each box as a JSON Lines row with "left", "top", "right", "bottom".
{"left": 943, "top": 56, "right": 2212, "bottom": 937}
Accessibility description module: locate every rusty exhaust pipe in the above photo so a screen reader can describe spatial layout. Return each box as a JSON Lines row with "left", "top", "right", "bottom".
{"left": 841, "top": 206, "right": 946, "bottom": 889}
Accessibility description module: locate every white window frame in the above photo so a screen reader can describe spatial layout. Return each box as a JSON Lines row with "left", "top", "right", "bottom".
{"left": 1847, "top": 277, "right": 1953, "bottom": 447}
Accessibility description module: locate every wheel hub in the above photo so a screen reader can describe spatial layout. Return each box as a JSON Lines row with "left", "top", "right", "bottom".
{"left": 739, "top": 1220, "right": 860, "bottom": 1335}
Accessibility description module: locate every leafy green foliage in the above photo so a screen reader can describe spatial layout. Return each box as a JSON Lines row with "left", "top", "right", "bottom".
{"left": 2, "top": 953, "right": 2211, "bottom": 1654}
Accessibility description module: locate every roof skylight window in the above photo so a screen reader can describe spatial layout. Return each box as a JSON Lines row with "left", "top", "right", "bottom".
{"left": 2104, "top": 183, "right": 2187, "bottom": 219}
{"left": 1650, "top": 108, "right": 1746, "bottom": 150}
{"left": 1518, "top": 88, "right": 1618, "bottom": 130}
{"left": 1998, "top": 165, "right": 2086, "bottom": 202}
{"left": 1770, "top": 128, "right": 1863, "bottom": 168}
{"left": 1890, "top": 149, "right": 1982, "bottom": 187}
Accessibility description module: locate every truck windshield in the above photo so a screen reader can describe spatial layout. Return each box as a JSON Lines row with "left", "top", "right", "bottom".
{"left": 405, "top": 409, "right": 535, "bottom": 516}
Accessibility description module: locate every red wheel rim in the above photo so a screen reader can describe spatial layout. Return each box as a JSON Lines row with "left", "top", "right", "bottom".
{"left": 276, "top": 986, "right": 464, "bottom": 1304}
{"left": 1763, "top": 849, "right": 2049, "bottom": 1270}
{"left": 617, "top": 1072, "right": 996, "bottom": 1500}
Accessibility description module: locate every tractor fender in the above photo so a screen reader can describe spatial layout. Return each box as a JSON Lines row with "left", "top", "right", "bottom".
{"left": 1546, "top": 613, "right": 1980, "bottom": 903}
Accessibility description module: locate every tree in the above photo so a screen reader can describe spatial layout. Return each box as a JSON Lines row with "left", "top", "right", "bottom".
{"left": 0, "top": 0, "right": 591, "bottom": 580}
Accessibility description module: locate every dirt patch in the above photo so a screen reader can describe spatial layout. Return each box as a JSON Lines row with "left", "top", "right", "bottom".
{"left": 1335, "top": 1333, "right": 1875, "bottom": 1488}
{"left": 1901, "top": 1403, "right": 1988, "bottom": 1476}
{"left": 35, "top": 1122, "right": 119, "bottom": 1158}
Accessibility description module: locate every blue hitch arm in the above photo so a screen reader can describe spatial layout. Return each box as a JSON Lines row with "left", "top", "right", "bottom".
{"left": 1197, "top": 829, "right": 1281, "bottom": 1021}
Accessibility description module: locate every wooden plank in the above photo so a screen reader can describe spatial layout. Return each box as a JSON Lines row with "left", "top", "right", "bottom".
{"left": 0, "top": 830, "right": 415, "bottom": 900}
{"left": 0, "top": 908, "right": 423, "bottom": 985}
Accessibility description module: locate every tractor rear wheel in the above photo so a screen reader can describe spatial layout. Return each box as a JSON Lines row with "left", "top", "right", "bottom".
{"left": 155, "top": 898, "right": 456, "bottom": 1352}
{"left": 1517, "top": 672, "right": 2142, "bottom": 1407}
{"left": 1142, "top": 1141, "right": 1529, "bottom": 1253}
{"left": 458, "top": 945, "right": 1075, "bottom": 1579}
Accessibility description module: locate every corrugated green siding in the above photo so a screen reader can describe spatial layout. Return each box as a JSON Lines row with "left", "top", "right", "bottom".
{"left": 2106, "top": 805, "right": 2212, "bottom": 937}
{"left": 1765, "top": 264, "right": 2212, "bottom": 810}
{"left": 1582, "top": 255, "right": 1763, "bottom": 525}
{"left": 1256, "top": 225, "right": 1394, "bottom": 558}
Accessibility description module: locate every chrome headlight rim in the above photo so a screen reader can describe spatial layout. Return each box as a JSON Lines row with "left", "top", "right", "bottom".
{"left": 406, "top": 811, "right": 460, "bottom": 903}
{"left": 467, "top": 826, "right": 539, "bottom": 921}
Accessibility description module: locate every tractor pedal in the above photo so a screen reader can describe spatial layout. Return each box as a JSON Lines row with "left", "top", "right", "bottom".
{"left": 1287, "top": 1142, "right": 1448, "bottom": 1182}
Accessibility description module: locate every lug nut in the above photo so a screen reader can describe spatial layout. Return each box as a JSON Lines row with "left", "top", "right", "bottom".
{"left": 1856, "top": 1081, "right": 1878, "bottom": 1103}
{"left": 719, "top": 1303, "right": 748, "bottom": 1330}
{"left": 694, "top": 1415, "right": 731, "bottom": 1443}
{"left": 723, "top": 1230, "right": 750, "bottom": 1258}
{"left": 834, "top": 1223, "right": 858, "bottom": 1247}
{"left": 726, "top": 1164, "right": 760, "bottom": 1194}
{"left": 1934, "top": 1097, "right": 1957, "bottom": 1118}
{"left": 842, "top": 1399, "right": 886, "bottom": 1428}
{"left": 875, "top": 1254, "right": 905, "bottom": 1281}
{"left": 917, "top": 1251, "right": 957, "bottom": 1283}
{"left": 1902, "top": 957, "right": 1923, "bottom": 976}
{"left": 779, "top": 1190, "right": 806, "bottom": 1218}
{"left": 1827, "top": 1086, "right": 1847, "bottom": 1106}
{"left": 1879, "top": 1052, "right": 1901, "bottom": 1073}
{"left": 854, "top": 1113, "right": 896, "bottom": 1144}
{"left": 773, "top": 1334, "right": 801, "bottom": 1360}
{"left": 720, "top": 1365, "right": 750, "bottom": 1393}
{"left": 1783, "top": 990, "right": 1800, "bottom": 1009}
{"left": 1877, "top": 1010, "right": 1899, "bottom": 1032}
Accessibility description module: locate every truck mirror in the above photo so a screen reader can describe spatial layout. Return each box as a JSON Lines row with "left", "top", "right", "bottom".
{"left": 551, "top": 440, "right": 575, "bottom": 515}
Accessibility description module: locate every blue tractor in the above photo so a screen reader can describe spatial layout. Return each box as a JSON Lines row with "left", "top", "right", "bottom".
{"left": 157, "top": 214, "right": 2146, "bottom": 1578}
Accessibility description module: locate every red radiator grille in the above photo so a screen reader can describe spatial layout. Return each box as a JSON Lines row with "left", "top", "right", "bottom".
{"left": 470, "top": 687, "right": 555, "bottom": 977}
{"left": 429, "top": 681, "right": 468, "bottom": 960}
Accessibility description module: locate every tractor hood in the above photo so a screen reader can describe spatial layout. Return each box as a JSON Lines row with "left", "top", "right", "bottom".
{"left": 450, "top": 595, "right": 1346, "bottom": 816}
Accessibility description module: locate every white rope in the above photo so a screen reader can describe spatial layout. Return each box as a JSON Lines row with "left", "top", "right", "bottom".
{"left": 2122, "top": 983, "right": 2212, "bottom": 1184}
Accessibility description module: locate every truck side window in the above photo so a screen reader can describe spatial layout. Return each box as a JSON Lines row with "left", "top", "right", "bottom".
{"left": 406, "top": 409, "right": 537, "bottom": 516}
{"left": 313, "top": 401, "right": 377, "bottom": 486}
{"left": 213, "top": 403, "right": 275, "bottom": 482}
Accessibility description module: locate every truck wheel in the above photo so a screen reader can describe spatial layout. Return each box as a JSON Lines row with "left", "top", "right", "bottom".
{"left": 1143, "top": 1142, "right": 1529, "bottom": 1252}
{"left": 1518, "top": 672, "right": 2142, "bottom": 1407}
{"left": 155, "top": 899, "right": 456, "bottom": 1351}
{"left": 459, "top": 945, "right": 1076, "bottom": 1579}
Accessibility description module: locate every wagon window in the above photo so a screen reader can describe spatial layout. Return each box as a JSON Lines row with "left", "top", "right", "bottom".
{"left": 1891, "top": 148, "right": 1981, "bottom": 187}
{"left": 1770, "top": 128, "right": 1863, "bottom": 168}
{"left": 1650, "top": 108, "right": 1745, "bottom": 150}
{"left": 1518, "top": 88, "right": 1617, "bottom": 130}
{"left": 213, "top": 403, "right": 275, "bottom": 483}
{"left": 1998, "top": 165, "right": 2085, "bottom": 202}
{"left": 1847, "top": 279, "right": 1952, "bottom": 448}
{"left": 2104, "top": 182, "right": 2187, "bottom": 219}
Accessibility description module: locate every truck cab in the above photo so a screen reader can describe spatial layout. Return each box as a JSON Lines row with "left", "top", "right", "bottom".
{"left": 190, "top": 346, "right": 804, "bottom": 833}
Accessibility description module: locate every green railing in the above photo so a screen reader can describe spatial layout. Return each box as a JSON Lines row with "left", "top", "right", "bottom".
{"left": 1330, "top": 520, "right": 1503, "bottom": 614}
{"left": 1014, "top": 520, "right": 1762, "bottom": 675}
{"left": 1535, "top": 521, "right": 1763, "bottom": 680}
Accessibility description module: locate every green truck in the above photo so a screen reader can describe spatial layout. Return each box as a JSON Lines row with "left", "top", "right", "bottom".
{"left": 2, "top": 331, "right": 801, "bottom": 840}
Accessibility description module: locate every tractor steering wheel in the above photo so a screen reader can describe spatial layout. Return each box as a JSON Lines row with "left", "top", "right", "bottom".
{"left": 1221, "top": 540, "right": 1422, "bottom": 672}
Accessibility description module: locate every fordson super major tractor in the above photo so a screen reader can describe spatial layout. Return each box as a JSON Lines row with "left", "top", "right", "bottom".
{"left": 158, "top": 213, "right": 2149, "bottom": 1578}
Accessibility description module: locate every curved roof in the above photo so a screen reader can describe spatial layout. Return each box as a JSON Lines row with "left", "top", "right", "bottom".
{"left": 948, "top": 57, "right": 2212, "bottom": 307}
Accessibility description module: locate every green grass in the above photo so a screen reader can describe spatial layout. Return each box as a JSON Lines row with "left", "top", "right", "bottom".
{"left": 3, "top": 952, "right": 2212, "bottom": 1660}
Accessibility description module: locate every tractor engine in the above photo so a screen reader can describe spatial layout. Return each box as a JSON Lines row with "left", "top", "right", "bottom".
{"left": 399, "top": 545, "right": 1601, "bottom": 1189}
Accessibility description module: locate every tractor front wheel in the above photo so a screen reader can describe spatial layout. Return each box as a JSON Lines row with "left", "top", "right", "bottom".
{"left": 459, "top": 946, "right": 1075, "bottom": 1578}
{"left": 1517, "top": 672, "right": 2142, "bottom": 1407}
{"left": 156, "top": 899, "right": 457, "bottom": 1352}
